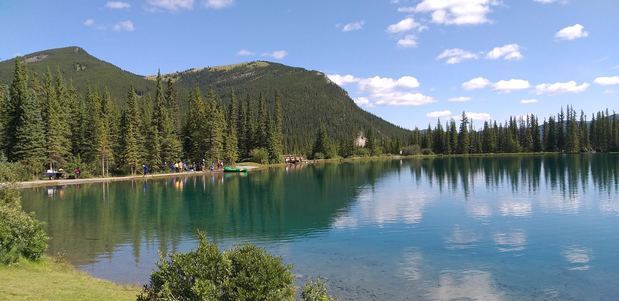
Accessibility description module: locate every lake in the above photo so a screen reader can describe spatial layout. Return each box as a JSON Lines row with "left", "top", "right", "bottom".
{"left": 20, "top": 155, "right": 619, "bottom": 300}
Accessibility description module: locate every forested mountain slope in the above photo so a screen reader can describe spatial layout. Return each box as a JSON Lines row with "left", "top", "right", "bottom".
{"left": 0, "top": 47, "right": 410, "bottom": 152}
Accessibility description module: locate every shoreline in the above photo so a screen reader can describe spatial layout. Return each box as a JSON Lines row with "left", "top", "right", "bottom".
{"left": 10, "top": 152, "right": 605, "bottom": 189}
{"left": 13, "top": 165, "right": 263, "bottom": 189}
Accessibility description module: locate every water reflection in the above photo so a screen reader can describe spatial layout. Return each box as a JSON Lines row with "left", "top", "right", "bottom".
{"left": 429, "top": 270, "right": 504, "bottom": 301}
{"left": 18, "top": 154, "right": 619, "bottom": 300}
{"left": 563, "top": 246, "right": 592, "bottom": 271}
{"left": 493, "top": 230, "right": 527, "bottom": 252}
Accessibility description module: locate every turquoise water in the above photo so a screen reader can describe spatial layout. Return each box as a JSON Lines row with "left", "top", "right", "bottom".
{"left": 20, "top": 155, "right": 619, "bottom": 300}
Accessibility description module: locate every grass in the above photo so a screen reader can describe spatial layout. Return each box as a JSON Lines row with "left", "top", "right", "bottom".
{"left": 0, "top": 257, "right": 139, "bottom": 301}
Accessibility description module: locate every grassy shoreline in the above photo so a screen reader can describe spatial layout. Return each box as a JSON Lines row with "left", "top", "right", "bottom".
{"left": 0, "top": 257, "right": 139, "bottom": 301}
{"left": 10, "top": 151, "right": 604, "bottom": 189}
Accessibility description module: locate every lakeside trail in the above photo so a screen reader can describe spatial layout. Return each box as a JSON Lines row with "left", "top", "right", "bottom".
{"left": 14, "top": 165, "right": 262, "bottom": 189}
{"left": 12, "top": 152, "right": 566, "bottom": 189}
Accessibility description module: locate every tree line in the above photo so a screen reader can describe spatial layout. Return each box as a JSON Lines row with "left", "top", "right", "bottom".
{"left": 0, "top": 59, "right": 284, "bottom": 176}
{"left": 1, "top": 58, "right": 618, "bottom": 177}
{"left": 407, "top": 108, "right": 618, "bottom": 155}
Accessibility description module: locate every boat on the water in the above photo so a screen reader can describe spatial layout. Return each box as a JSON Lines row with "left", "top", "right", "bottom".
{"left": 223, "top": 166, "right": 248, "bottom": 173}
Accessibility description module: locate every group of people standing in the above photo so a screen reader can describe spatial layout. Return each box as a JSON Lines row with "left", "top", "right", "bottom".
{"left": 140, "top": 159, "right": 225, "bottom": 176}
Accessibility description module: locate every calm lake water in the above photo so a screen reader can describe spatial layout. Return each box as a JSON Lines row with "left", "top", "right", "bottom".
{"left": 20, "top": 155, "right": 619, "bottom": 300}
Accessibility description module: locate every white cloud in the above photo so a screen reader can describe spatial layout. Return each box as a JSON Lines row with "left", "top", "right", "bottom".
{"left": 204, "top": 0, "right": 234, "bottom": 9}
{"left": 397, "top": 35, "right": 418, "bottom": 48}
{"left": 83, "top": 19, "right": 95, "bottom": 27}
{"left": 330, "top": 74, "right": 434, "bottom": 106}
{"left": 147, "top": 0, "right": 194, "bottom": 11}
{"left": 486, "top": 44, "right": 523, "bottom": 61}
{"left": 466, "top": 112, "right": 492, "bottom": 121}
{"left": 374, "top": 92, "right": 435, "bottom": 106}
{"left": 520, "top": 99, "right": 539, "bottom": 104}
{"left": 533, "top": 0, "right": 558, "bottom": 3}
{"left": 427, "top": 110, "right": 452, "bottom": 118}
{"left": 555, "top": 24, "right": 588, "bottom": 41}
{"left": 536, "top": 81, "right": 590, "bottom": 94}
{"left": 594, "top": 76, "right": 619, "bottom": 86}
{"left": 437, "top": 48, "right": 478, "bottom": 64}
{"left": 237, "top": 49, "right": 254, "bottom": 56}
{"left": 493, "top": 79, "right": 531, "bottom": 93}
{"left": 462, "top": 77, "right": 490, "bottom": 90}
{"left": 397, "top": 6, "right": 416, "bottom": 13}
{"left": 413, "top": 0, "right": 499, "bottom": 25}
{"left": 327, "top": 74, "right": 360, "bottom": 86}
{"left": 356, "top": 76, "right": 432, "bottom": 106}
{"left": 262, "top": 50, "right": 288, "bottom": 60}
{"left": 113, "top": 20, "right": 135, "bottom": 32}
{"left": 105, "top": 1, "right": 130, "bottom": 9}
{"left": 339, "top": 20, "right": 364, "bottom": 32}
{"left": 359, "top": 76, "right": 420, "bottom": 93}
{"left": 449, "top": 96, "right": 472, "bottom": 102}
{"left": 354, "top": 97, "right": 372, "bottom": 107}
{"left": 387, "top": 17, "right": 420, "bottom": 33}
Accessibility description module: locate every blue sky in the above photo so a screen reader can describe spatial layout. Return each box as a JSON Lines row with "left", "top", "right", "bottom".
{"left": 1, "top": 0, "right": 618, "bottom": 130}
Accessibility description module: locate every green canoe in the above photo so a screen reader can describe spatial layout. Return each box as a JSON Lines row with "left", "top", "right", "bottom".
{"left": 223, "top": 166, "right": 248, "bottom": 173}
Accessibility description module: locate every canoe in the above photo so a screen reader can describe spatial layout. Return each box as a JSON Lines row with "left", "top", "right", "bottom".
{"left": 223, "top": 166, "right": 248, "bottom": 173}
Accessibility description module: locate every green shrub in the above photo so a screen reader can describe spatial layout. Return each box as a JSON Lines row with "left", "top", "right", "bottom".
{"left": 312, "top": 152, "right": 325, "bottom": 160}
{"left": 301, "top": 278, "right": 335, "bottom": 301}
{"left": 0, "top": 162, "right": 33, "bottom": 182}
{"left": 421, "top": 148, "right": 434, "bottom": 155}
{"left": 0, "top": 189, "right": 48, "bottom": 264}
{"left": 138, "top": 233, "right": 295, "bottom": 301}
{"left": 353, "top": 147, "right": 370, "bottom": 157}
{"left": 250, "top": 148, "right": 270, "bottom": 165}
{"left": 401, "top": 145, "right": 421, "bottom": 156}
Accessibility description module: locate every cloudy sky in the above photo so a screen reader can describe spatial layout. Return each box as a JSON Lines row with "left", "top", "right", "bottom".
{"left": 1, "top": 0, "right": 618, "bottom": 129}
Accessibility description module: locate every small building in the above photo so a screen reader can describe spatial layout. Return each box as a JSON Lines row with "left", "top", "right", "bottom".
{"left": 355, "top": 132, "right": 367, "bottom": 148}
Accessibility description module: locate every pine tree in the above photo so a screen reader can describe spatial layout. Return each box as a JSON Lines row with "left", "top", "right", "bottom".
{"left": 566, "top": 106, "right": 580, "bottom": 153}
{"left": 267, "top": 91, "right": 284, "bottom": 163}
{"left": 433, "top": 119, "right": 445, "bottom": 154}
{"left": 531, "top": 115, "right": 542, "bottom": 152}
{"left": 311, "top": 125, "right": 332, "bottom": 159}
{"left": 43, "top": 69, "right": 71, "bottom": 168}
{"left": 7, "top": 59, "right": 46, "bottom": 169}
{"left": 164, "top": 77, "right": 182, "bottom": 135}
{"left": 183, "top": 88, "right": 207, "bottom": 164}
{"left": 101, "top": 89, "right": 120, "bottom": 173}
{"left": 119, "top": 88, "right": 143, "bottom": 174}
{"left": 83, "top": 88, "right": 103, "bottom": 164}
{"left": 153, "top": 71, "right": 181, "bottom": 166}
{"left": 256, "top": 93, "right": 269, "bottom": 148}
{"left": 457, "top": 112, "right": 470, "bottom": 154}
{"left": 448, "top": 120, "right": 458, "bottom": 154}
{"left": 205, "top": 90, "right": 225, "bottom": 163}
{"left": 224, "top": 91, "right": 239, "bottom": 164}
{"left": 557, "top": 108, "right": 566, "bottom": 151}
{"left": 0, "top": 84, "right": 8, "bottom": 158}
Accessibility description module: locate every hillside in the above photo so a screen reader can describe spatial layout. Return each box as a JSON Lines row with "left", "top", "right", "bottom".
{"left": 163, "top": 61, "right": 411, "bottom": 149}
{"left": 0, "top": 46, "right": 410, "bottom": 152}
{"left": 0, "top": 47, "right": 155, "bottom": 100}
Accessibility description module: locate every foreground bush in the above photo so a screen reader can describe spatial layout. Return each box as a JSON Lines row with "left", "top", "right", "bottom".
{"left": 0, "top": 161, "right": 33, "bottom": 182}
{"left": 250, "top": 148, "right": 270, "bottom": 165}
{"left": 302, "top": 278, "right": 336, "bottom": 301}
{"left": 138, "top": 233, "right": 295, "bottom": 301}
{"left": 0, "top": 188, "right": 48, "bottom": 264}
{"left": 401, "top": 145, "right": 421, "bottom": 156}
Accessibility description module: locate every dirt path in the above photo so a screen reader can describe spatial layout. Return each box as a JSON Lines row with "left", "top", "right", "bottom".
{"left": 13, "top": 165, "right": 261, "bottom": 189}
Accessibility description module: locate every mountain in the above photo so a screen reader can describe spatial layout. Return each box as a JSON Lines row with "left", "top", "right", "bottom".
{"left": 0, "top": 46, "right": 155, "bottom": 99}
{"left": 0, "top": 46, "right": 410, "bottom": 152}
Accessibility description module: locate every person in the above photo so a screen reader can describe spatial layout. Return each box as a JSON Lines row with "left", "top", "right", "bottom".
{"left": 143, "top": 164, "right": 148, "bottom": 176}
{"left": 74, "top": 167, "right": 81, "bottom": 179}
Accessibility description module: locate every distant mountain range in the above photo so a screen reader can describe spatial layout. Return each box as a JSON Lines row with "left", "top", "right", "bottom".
{"left": 0, "top": 47, "right": 410, "bottom": 150}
